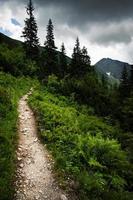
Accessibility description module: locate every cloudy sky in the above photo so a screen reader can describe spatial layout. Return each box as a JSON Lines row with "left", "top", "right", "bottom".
{"left": 0, "top": 0, "right": 133, "bottom": 64}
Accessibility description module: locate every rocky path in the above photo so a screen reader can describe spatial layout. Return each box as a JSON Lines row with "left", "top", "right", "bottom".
{"left": 15, "top": 90, "right": 68, "bottom": 200}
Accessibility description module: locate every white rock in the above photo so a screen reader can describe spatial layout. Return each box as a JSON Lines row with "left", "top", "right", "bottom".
{"left": 20, "top": 163, "right": 24, "bottom": 168}
{"left": 60, "top": 194, "right": 68, "bottom": 200}
{"left": 34, "top": 138, "right": 38, "bottom": 142}
{"left": 18, "top": 157, "right": 22, "bottom": 161}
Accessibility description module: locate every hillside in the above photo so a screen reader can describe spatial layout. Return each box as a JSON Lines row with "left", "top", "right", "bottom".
{"left": 0, "top": 32, "right": 22, "bottom": 48}
{"left": 0, "top": 32, "right": 71, "bottom": 64}
{"left": 95, "top": 58, "right": 131, "bottom": 79}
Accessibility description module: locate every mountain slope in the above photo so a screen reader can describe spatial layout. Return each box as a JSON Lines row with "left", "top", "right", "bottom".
{"left": 0, "top": 32, "right": 71, "bottom": 64}
{"left": 0, "top": 32, "right": 22, "bottom": 48}
{"left": 95, "top": 58, "right": 131, "bottom": 79}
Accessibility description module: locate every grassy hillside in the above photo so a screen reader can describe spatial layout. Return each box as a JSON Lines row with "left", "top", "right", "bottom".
{"left": 29, "top": 85, "right": 133, "bottom": 200}
{"left": 0, "top": 33, "right": 22, "bottom": 49}
{"left": 0, "top": 72, "right": 38, "bottom": 200}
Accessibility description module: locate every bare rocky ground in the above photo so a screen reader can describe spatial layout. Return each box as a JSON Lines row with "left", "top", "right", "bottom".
{"left": 14, "top": 90, "right": 69, "bottom": 200}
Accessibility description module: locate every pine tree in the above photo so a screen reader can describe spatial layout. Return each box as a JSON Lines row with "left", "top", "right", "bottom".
{"left": 59, "top": 43, "right": 67, "bottom": 78}
{"left": 70, "top": 37, "right": 82, "bottom": 77}
{"left": 81, "top": 46, "right": 91, "bottom": 72}
{"left": 81, "top": 47, "right": 90, "bottom": 65}
{"left": 70, "top": 38, "right": 90, "bottom": 77}
{"left": 22, "top": 0, "right": 39, "bottom": 60}
{"left": 119, "top": 65, "right": 129, "bottom": 99}
{"left": 43, "top": 19, "right": 58, "bottom": 76}
{"left": 129, "top": 65, "right": 133, "bottom": 92}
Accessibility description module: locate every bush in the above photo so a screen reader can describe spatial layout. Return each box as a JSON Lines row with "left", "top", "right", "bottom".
{"left": 0, "top": 44, "right": 38, "bottom": 76}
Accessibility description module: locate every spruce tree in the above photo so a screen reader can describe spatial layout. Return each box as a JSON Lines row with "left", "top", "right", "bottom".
{"left": 59, "top": 43, "right": 67, "bottom": 78}
{"left": 81, "top": 47, "right": 91, "bottom": 66}
{"left": 70, "top": 37, "right": 82, "bottom": 77}
{"left": 129, "top": 65, "right": 133, "bottom": 92}
{"left": 43, "top": 19, "right": 58, "bottom": 76}
{"left": 81, "top": 46, "right": 91, "bottom": 72}
{"left": 22, "top": 0, "right": 39, "bottom": 60}
{"left": 119, "top": 65, "right": 129, "bottom": 99}
{"left": 70, "top": 38, "right": 90, "bottom": 77}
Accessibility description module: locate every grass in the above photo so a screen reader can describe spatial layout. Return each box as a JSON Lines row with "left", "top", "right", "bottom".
{"left": 29, "top": 86, "right": 133, "bottom": 200}
{"left": 0, "top": 72, "right": 38, "bottom": 200}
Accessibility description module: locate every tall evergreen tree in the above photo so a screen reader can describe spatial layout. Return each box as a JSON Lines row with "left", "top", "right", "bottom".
{"left": 22, "top": 0, "right": 39, "bottom": 60}
{"left": 129, "top": 65, "right": 133, "bottom": 92}
{"left": 81, "top": 46, "right": 91, "bottom": 73}
{"left": 43, "top": 19, "right": 58, "bottom": 76}
{"left": 70, "top": 37, "right": 82, "bottom": 77}
{"left": 59, "top": 43, "right": 67, "bottom": 78}
{"left": 70, "top": 38, "right": 90, "bottom": 77}
{"left": 81, "top": 46, "right": 91, "bottom": 66}
{"left": 119, "top": 65, "right": 129, "bottom": 99}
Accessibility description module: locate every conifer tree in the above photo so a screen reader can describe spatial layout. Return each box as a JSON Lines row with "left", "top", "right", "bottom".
{"left": 70, "top": 38, "right": 90, "bottom": 77}
{"left": 70, "top": 37, "right": 82, "bottom": 77}
{"left": 81, "top": 47, "right": 91, "bottom": 65}
{"left": 129, "top": 65, "right": 133, "bottom": 92}
{"left": 22, "top": 0, "right": 39, "bottom": 60}
{"left": 81, "top": 46, "right": 91, "bottom": 72}
{"left": 59, "top": 43, "right": 67, "bottom": 78}
{"left": 119, "top": 65, "right": 129, "bottom": 99}
{"left": 43, "top": 19, "right": 58, "bottom": 76}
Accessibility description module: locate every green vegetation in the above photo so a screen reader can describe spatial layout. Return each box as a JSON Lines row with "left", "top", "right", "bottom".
{"left": 0, "top": 44, "right": 38, "bottom": 76}
{"left": 29, "top": 82, "right": 133, "bottom": 200}
{"left": 0, "top": 72, "right": 37, "bottom": 200}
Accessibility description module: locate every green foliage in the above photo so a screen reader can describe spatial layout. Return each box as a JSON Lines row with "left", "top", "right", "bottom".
{"left": 119, "top": 65, "right": 130, "bottom": 99}
{"left": 0, "top": 44, "right": 38, "bottom": 76}
{"left": 52, "top": 72, "right": 112, "bottom": 116}
{"left": 29, "top": 87, "right": 132, "bottom": 199}
{"left": 0, "top": 72, "right": 38, "bottom": 199}
{"left": 59, "top": 43, "right": 68, "bottom": 78}
{"left": 121, "top": 95, "right": 133, "bottom": 132}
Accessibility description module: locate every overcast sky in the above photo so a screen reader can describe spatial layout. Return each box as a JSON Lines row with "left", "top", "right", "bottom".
{"left": 0, "top": 0, "right": 133, "bottom": 64}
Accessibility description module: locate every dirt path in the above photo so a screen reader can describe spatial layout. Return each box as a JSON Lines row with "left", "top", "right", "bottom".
{"left": 15, "top": 91, "right": 68, "bottom": 200}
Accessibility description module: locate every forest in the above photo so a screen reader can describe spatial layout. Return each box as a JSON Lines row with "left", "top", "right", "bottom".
{"left": 0, "top": 0, "right": 133, "bottom": 199}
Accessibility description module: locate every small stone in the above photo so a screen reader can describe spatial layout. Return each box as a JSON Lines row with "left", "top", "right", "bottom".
{"left": 34, "top": 138, "right": 38, "bottom": 142}
{"left": 18, "top": 157, "right": 22, "bottom": 161}
{"left": 18, "top": 147, "right": 22, "bottom": 152}
{"left": 20, "top": 163, "right": 24, "bottom": 168}
{"left": 60, "top": 194, "right": 68, "bottom": 200}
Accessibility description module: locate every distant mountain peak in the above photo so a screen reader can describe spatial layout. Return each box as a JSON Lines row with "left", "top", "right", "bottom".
{"left": 95, "top": 58, "right": 131, "bottom": 79}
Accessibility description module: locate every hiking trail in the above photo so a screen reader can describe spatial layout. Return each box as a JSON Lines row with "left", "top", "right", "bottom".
{"left": 14, "top": 90, "right": 68, "bottom": 200}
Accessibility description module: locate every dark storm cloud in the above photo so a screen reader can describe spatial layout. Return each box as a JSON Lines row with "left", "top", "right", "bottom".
{"left": 1, "top": 0, "right": 133, "bottom": 47}
{"left": 2, "top": 0, "right": 133, "bottom": 24}
{"left": 33, "top": 0, "right": 133, "bottom": 24}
